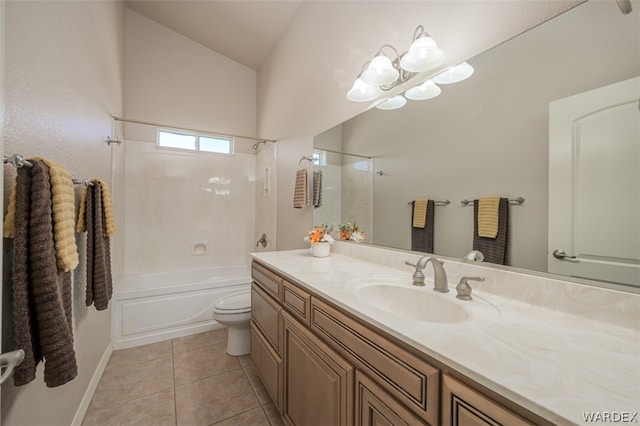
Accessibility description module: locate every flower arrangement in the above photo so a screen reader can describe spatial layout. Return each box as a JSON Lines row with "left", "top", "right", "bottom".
{"left": 304, "top": 224, "right": 335, "bottom": 245}
{"left": 339, "top": 222, "right": 366, "bottom": 243}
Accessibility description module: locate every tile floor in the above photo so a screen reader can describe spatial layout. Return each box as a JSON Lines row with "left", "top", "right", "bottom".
{"left": 83, "top": 329, "right": 284, "bottom": 426}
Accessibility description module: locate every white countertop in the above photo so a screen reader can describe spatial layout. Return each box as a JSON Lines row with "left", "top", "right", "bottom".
{"left": 251, "top": 246, "right": 640, "bottom": 426}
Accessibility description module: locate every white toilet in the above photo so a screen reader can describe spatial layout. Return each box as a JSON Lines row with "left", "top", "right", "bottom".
{"left": 212, "top": 291, "right": 252, "bottom": 356}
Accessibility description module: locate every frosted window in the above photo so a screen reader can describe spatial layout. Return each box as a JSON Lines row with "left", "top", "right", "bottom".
{"left": 158, "top": 130, "right": 233, "bottom": 155}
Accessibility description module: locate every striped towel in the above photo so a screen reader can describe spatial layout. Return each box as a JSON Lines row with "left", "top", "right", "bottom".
{"left": 313, "top": 170, "right": 323, "bottom": 208}
{"left": 77, "top": 178, "right": 117, "bottom": 236}
{"left": 412, "top": 198, "right": 428, "bottom": 228}
{"left": 473, "top": 198, "right": 509, "bottom": 265}
{"left": 293, "top": 169, "right": 309, "bottom": 209}
{"left": 477, "top": 196, "right": 501, "bottom": 238}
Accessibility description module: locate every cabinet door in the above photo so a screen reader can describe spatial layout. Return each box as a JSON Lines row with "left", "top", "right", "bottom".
{"left": 282, "top": 311, "right": 354, "bottom": 426}
{"left": 442, "top": 374, "right": 534, "bottom": 426}
{"left": 356, "top": 370, "right": 427, "bottom": 426}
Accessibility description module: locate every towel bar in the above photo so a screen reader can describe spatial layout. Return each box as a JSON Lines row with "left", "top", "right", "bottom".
{"left": 408, "top": 199, "right": 450, "bottom": 206}
{"left": 461, "top": 197, "right": 525, "bottom": 206}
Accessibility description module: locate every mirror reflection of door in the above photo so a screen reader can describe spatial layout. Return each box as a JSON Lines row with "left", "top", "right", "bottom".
{"left": 548, "top": 76, "right": 640, "bottom": 286}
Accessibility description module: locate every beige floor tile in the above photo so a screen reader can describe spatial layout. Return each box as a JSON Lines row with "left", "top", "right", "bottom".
{"left": 212, "top": 407, "right": 270, "bottom": 426}
{"left": 173, "top": 342, "right": 241, "bottom": 386}
{"left": 90, "top": 355, "right": 174, "bottom": 408}
{"left": 262, "top": 403, "right": 285, "bottom": 426}
{"left": 172, "top": 329, "right": 227, "bottom": 354}
{"left": 83, "top": 389, "right": 176, "bottom": 426}
{"left": 108, "top": 340, "right": 173, "bottom": 368}
{"left": 175, "top": 369, "right": 259, "bottom": 426}
{"left": 242, "top": 363, "right": 272, "bottom": 405}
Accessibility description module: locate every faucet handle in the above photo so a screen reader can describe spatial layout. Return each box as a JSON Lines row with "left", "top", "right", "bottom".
{"left": 456, "top": 276, "right": 485, "bottom": 300}
{"left": 404, "top": 260, "right": 426, "bottom": 286}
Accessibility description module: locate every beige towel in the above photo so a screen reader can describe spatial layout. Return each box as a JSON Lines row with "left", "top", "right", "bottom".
{"left": 478, "top": 196, "right": 501, "bottom": 238}
{"left": 412, "top": 198, "right": 428, "bottom": 228}
{"left": 293, "top": 169, "right": 309, "bottom": 209}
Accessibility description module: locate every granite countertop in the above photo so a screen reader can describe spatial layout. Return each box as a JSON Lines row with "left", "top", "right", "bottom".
{"left": 251, "top": 247, "right": 640, "bottom": 426}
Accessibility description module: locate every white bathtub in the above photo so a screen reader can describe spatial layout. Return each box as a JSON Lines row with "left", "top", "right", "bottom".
{"left": 111, "top": 265, "right": 251, "bottom": 349}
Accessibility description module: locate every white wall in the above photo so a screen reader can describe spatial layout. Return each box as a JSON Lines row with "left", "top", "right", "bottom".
{"left": 1, "top": 1, "right": 124, "bottom": 424}
{"left": 257, "top": 1, "right": 581, "bottom": 250}
{"left": 124, "top": 9, "right": 256, "bottom": 137}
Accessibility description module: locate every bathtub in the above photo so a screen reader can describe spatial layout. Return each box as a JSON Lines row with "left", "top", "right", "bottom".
{"left": 111, "top": 265, "right": 251, "bottom": 349}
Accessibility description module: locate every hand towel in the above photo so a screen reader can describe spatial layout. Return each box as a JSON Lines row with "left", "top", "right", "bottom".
{"left": 477, "top": 196, "right": 501, "bottom": 238}
{"left": 11, "top": 160, "right": 78, "bottom": 387}
{"left": 412, "top": 198, "right": 429, "bottom": 228}
{"left": 473, "top": 197, "right": 509, "bottom": 265}
{"left": 34, "top": 157, "right": 79, "bottom": 272}
{"left": 84, "top": 182, "right": 113, "bottom": 310}
{"left": 312, "top": 170, "right": 323, "bottom": 208}
{"left": 411, "top": 199, "right": 435, "bottom": 253}
{"left": 293, "top": 169, "right": 309, "bottom": 209}
{"left": 76, "top": 178, "right": 117, "bottom": 236}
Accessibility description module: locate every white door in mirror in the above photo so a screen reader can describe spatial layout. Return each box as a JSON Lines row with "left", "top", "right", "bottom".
{"left": 549, "top": 76, "right": 640, "bottom": 286}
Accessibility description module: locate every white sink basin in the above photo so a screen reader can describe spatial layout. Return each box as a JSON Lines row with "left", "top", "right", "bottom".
{"left": 357, "top": 284, "right": 470, "bottom": 324}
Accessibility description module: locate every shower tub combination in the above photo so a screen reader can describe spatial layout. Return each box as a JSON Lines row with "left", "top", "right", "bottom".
{"left": 111, "top": 265, "right": 251, "bottom": 349}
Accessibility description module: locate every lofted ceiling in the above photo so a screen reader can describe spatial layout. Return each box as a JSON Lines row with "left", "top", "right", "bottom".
{"left": 125, "top": 0, "right": 302, "bottom": 71}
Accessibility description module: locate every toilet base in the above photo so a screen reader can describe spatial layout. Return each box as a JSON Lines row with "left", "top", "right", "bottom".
{"left": 226, "top": 326, "right": 250, "bottom": 356}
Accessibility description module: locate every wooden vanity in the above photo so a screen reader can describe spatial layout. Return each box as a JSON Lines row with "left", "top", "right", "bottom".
{"left": 250, "top": 260, "right": 546, "bottom": 426}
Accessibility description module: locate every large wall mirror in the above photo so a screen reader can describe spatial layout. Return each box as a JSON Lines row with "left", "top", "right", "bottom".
{"left": 314, "top": 0, "right": 639, "bottom": 288}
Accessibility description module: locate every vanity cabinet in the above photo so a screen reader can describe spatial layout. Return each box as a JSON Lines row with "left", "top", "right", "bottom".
{"left": 250, "top": 261, "right": 544, "bottom": 426}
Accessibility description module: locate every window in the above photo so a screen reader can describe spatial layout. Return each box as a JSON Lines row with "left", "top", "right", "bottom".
{"left": 158, "top": 130, "right": 233, "bottom": 154}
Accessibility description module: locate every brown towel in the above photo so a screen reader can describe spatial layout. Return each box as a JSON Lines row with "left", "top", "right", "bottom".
{"left": 293, "top": 169, "right": 309, "bottom": 208}
{"left": 84, "top": 183, "right": 113, "bottom": 310}
{"left": 473, "top": 198, "right": 509, "bottom": 265}
{"left": 11, "top": 160, "right": 78, "bottom": 387}
{"left": 411, "top": 199, "right": 435, "bottom": 253}
{"left": 312, "top": 170, "right": 323, "bottom": 208}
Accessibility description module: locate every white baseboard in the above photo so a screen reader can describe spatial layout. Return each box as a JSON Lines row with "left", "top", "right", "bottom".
{"left": 71, "top": 343, "right": 113, "bottom": 426}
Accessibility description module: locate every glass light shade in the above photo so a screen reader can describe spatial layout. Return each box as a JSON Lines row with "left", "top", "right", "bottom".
{"left": 375, "top": 95, "right": 407, "bottom": 110}
{"left": 432, "top": 62, "right": 474, "bottom": 84}
{"left": 361, "top": 55, "right": 399, "bottom": 86}
{"left": 347, "top": 78, "right": 380, "bottom": 102}
{"left": 405, "top": 79, "right": 441, "bottom": 100}
{"left": 400, "top": 36, "right": 444, "bottom": 72}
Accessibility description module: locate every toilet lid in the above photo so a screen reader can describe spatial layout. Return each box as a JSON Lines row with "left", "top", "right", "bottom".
{"left": 214, "top": 291, "right": 251, "bottom": 311}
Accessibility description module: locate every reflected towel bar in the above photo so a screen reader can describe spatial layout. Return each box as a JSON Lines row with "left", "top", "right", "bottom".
{"left": 3, "top": 154, "right": 33, "bottom": 169}
{"left": 460, "top": 197, "right": 525, "bottom": 206}
{"left": 408, "top": 199, "right": 450, "bottom": 206}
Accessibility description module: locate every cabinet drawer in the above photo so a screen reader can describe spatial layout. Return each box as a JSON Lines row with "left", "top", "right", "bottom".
{"left": 282, "top": 279, "right": 311, "bottom": 327}
{"left": 442, "top": 374, "right": 534, "bottom": 426}
{"left": 251, "top": 283, "right": 282, "bottom": 354}
{"left": 311, "top": 297, "right": 439, "bottom": 425}
{"left": 251, "top": 324, "right": 283, "bottom": 412}
{"left": 252, "top": 261, "right": 282, "bottom": 300}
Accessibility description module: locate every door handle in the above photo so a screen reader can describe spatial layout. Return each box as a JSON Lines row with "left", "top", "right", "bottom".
{"left": 256, "top": 233, "right": 268, "bottom": 248}
{"left": 0, "top": 349, "right": 25, "bottom": 385}
{"left": 552, "top": 249, "right": 577, "bottom": 260}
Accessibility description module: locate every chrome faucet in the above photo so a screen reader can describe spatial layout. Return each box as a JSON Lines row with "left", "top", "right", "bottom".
{"left": 404, "top": 256, "right": 449, "bottom": 292}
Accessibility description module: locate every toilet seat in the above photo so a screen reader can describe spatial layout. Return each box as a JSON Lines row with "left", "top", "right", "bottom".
{"left": 213, "top": 291, "right": 251, "bottom": 315}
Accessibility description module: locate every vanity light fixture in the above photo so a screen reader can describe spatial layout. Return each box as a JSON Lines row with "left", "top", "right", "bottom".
{"left": 347, "top": 25, "right": 474, "bottom": 110}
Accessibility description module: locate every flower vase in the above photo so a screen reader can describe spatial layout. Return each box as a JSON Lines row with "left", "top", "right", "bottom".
{"left": 310, "top": 243, "right": 330, "bottom": 258}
